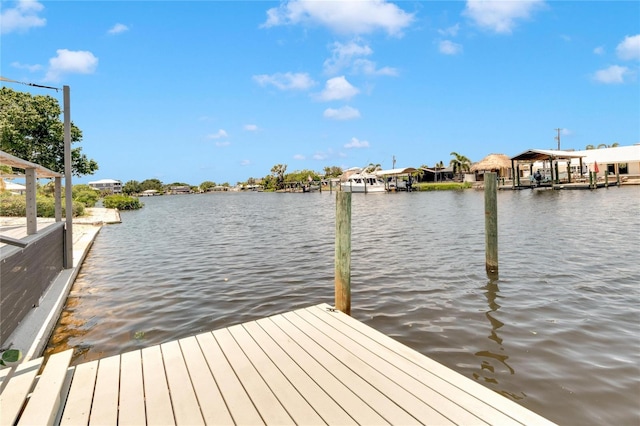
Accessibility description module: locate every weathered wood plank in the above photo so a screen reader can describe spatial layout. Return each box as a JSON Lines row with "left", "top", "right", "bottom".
{"left": 141, "top": 345, "right": 175, "bottom": 425}
{"left": 256, "top": 315, "right": 388, "bottom": 425}
{"left": 160, "top": 340, "right": 205, "bottom": 425}
{"left": 18, "top": 349, "right": 72, "bottom": 426}
{"left": 60, "top": 360, "right": 98, "bottom": 426}
{"left": 297, "top": 307, "right": 487, "bottom": 425}
{"left": 287, "top": 309, "right": 455, "bottom": 425}
{"left": 178, "top": 335, "right": 234, "bottom": 425}
{"left": 0, "top": 357, "right": 43, "bottom": 426}
{"left": 196, "top": 332, "right": 265, "bottom": 425}
{"left": 243, "top": 320, "right": 356, "bottom": 425}
{"left": 119, "top": 350, "right": 146, "bottom": 425}
{"left": 89, "top": 354, "right": 120, "bottom": 425}
{"left": 309, "top": 304, "right": 555, "bottom": 425}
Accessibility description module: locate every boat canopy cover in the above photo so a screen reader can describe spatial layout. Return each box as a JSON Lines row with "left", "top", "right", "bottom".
{"left": 375, "top": 167, "right": 418, "bottom": 176}
{"left": 511, "top": 149, "right": 585, "bottom": 162}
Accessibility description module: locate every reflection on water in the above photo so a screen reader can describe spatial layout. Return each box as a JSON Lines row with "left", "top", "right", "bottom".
{"left": 46, "top": 187, "right": 640, "bottom": 426}
{"left": 473, "top": 279, "right": 523, "bottom": 400}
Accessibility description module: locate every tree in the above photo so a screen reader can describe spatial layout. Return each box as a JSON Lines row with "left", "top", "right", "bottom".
{"left": 449, "top": 152, "right": 471, "bottom": 181}
{"left": 200, "top": 181, "right": 216, "bottom": 192}
{"left": 585, "top": 144, "right": 595, "bottom": 150}
{"left": 140, "top": 178, "right": 163, "bottom": 192}
{"left": 270, "top": 164, "right": 287, "bottom": 190}
{"left": 364, "top": 163, "right": 381, "bottom": 173}
{"left": 323, "top": 166, "right": 343, "bottom": 178}
{"left": 123, "top": 180, "right": 142, "bottom": 195}
{"left": 0, "top": 87, "right": 98, "bottom": 176}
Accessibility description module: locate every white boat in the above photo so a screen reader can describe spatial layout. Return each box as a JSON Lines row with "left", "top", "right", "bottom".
{"left": 340, "top": 171, "right": 387, "bottom": 193}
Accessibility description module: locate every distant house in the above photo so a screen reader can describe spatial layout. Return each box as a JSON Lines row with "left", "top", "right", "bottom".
{"left": 88, "top": 179, "right": 122, "bottom": 194}
{"left": 1, "top": 180, "right": 26, "bottom": 195}
{"left": 169, "top": 185, "right": 191, "bottom": 194}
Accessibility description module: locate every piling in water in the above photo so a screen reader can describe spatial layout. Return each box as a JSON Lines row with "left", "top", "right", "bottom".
{"left": 335, "top": 191, "right": 352, "bottom": 315}
{"left": 484, "top": 172, "right": 498, "bottom": 277}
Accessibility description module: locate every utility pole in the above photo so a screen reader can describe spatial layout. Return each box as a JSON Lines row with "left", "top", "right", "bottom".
{"left": 555, "top": 128, "right": 562, "bottom": 150}
{"left": 392, "top": 155, "right": 396, "bottom": 169}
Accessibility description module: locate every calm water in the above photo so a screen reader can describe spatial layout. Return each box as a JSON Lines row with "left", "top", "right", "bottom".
{"left": 47, "top": 187, "right": 640, "bottom": 425}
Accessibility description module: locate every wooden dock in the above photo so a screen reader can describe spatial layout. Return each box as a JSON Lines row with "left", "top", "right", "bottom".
{"left": 0, "top": 304, "right": 555, "bottom": 425}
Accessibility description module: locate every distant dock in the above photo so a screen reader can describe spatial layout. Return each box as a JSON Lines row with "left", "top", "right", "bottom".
{"left": 1, "top": 304, "right": 556, "bottom": 425}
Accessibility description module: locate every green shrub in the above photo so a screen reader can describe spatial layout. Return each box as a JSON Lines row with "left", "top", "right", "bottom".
{"left": 103, "top": 194, "right": 143, "bottom": 210}
{"left": 74, "top": 190, "right": 99, "bottom": 207}
{"left": 0, "top": 192, "right": 84, "bottom": 217}
{"left": 414, "top": 182, "right": 472, "bottom": 191}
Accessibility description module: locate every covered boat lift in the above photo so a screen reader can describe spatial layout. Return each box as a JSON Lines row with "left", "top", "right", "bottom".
{"left": 374, "top": 167, "right": 418, "bottom": 191}
{"left": 510, "top": 149, "right": 586, "bottom": 189}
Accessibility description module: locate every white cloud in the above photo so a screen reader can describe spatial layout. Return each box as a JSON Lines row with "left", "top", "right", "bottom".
{"left": 593, "top": 46, "right": 605, "bottom": 55}
{"left": 438, "top": 23, "right": 460, "bottom": 37}
{"left": 293, "top": 154, "right": 306, "bottom": 160}
{"left": 253, "top": 72, "right": 316, "bottom": 91}
{"left": 439, "top": 40, "right": 463, "bottom": 55}
{"left": 352, "top": 59, "right": 398, "bottom": 76}
{"left": 262, "top": 0, "right": 414, "bottom": 36}
{"left": 244, "top": 124, "right": 258, "bottom": 131}
{"left": 44, "top": 49, "right": 98, "bottom": 82}
{"left": 317, "top": 76, "right": 359, "bottom": 101}
{"left": 0, "top": 0, "right": 46, "bottom": 34}
{"left": 463, "top": 0, "right": 545, "bottom": 34}
{"left": 324, "top": 40, "right": 397, "bottom": 76}
{"left": 324, "top": 106, "right": 361, "bottom": 120}
{"left": 215, "top": 141, "right": 230, "bottom": 147}
{"left": 240, "top": 159, "right": 251, "bottom": 166}
{"left": 11, "top": 61, "right": 41, "bottom": 72}
{"left": 108, "top": 23, "right": 129, "bottom": 35}
{"left": 344, "top": 137, "right": 370, "bottom": 149}
{"left": 593, "top": 65, "right": 631, "bottom": 84}
{"left": 207, "top": 129, "right": 228, "bottom": 139}
{"left": 616, "top": 34, "right": 640, "bottom": 61}
{"left": 324, "top": 40, "right": 373, "bottom": 74}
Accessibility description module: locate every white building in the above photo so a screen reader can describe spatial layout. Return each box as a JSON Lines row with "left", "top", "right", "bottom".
{"left": 88, "top": 178, "right": 122, "bottom": 194}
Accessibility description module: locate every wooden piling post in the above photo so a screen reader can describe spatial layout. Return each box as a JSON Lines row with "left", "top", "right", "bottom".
{"left": 335, "top": 191, "right": 352, "bottom": 315}
{"left": 484, "top": 172, "right": 498, "bottom": 277}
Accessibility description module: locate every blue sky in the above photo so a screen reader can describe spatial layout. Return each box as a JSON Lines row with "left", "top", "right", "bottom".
{"left": 2, "top": 0, "right": 639, "bottom": 185}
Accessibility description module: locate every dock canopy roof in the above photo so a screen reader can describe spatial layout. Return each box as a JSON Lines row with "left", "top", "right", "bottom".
{"left": 0, "top": 150, "right": 61, "bottom": 178}
{"left": 511, "top": 149, "right": 585, "bottom": 162}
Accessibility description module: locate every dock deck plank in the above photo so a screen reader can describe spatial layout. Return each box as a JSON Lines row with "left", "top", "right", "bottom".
{"left": 0, "top": 357, "right": 43, "bottom": 425}
{"left": 178, "top": 335, "right": 234, "bottom": 425}
{"left": 60, "top": 360, "right": 97, "bottom": 426}
{"left": 119, "top": 350, "right": 146, "bottom": 426}
{"left": 1, "top": 303, "right": 556, "bottom": 425}
{"left": 18, "top": 349, "right": 72, "bottom": 426}
{"left": 141, "top": 345, "right": 175, "bottom": 425}
{"left": 89, "top": 354, "right": 120, "bottom": 425}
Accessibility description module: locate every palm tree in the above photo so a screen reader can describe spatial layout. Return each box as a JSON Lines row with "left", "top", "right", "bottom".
{"left": 449, "top": 152, "right": 471, "bottom": 181}
{"left": 585, "top": 144, "right": 595, "bottom": 150}
{"left": 364, "top": 163, "right": 381, "bottom": 173}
